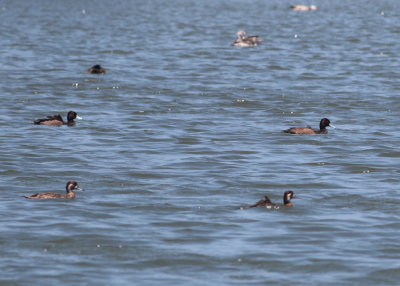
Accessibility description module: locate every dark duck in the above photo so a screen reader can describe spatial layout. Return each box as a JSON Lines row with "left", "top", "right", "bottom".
{"left": 244, "top": 190, "right": 296, "bottom": 208}
{"left": 284, "top": 118, "right": 335, "bottom": 134}
{"left": 232, "top": 30, "right": 262, "bottom": 47}
{"left": 34, "top": 111, "right": 82, "bottom": 126}
{"left": 24, "top": 181, "right": 83, "bottom": 199}
{"left": 88, "top": 64, "right": 106, "bottom": 74}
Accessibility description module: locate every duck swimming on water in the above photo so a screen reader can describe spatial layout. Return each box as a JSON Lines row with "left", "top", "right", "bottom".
{"left": 34, "top": 111, "right": 82, "bottom": 126}
{"left": 284, "top": 118, "right": 335, "bottom": 134}
{"left": 24, "top": 181, "right": 83, "bottom": 199}
{"left": 291, "top": 5, "right": 317, "bottom": 11}
{"left": 232, "top": 30, "right": 262, "bottom": 47}
{"left": 88, "top": 64, "right": 106, "bottom": 74}
{"left": 244, "top": 190, "right": 296, "bottom": 208}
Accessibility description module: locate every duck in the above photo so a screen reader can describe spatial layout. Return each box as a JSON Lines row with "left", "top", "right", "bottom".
{"left": 283, "top": 118, "right": 335, "bottom": 134}
{"left": 244, "top": 190, "right": 296, "bottom": 208}
{"left": 34, "top": 111, "right": 82, "bottom": 126}
{"left": 24, "top": 181, "right": 84, "bottom": 199}
{"left": 232, "top": 30, "right": 262, "bottom": 47}
{"left": 291, "top": 5, "right": 317, "bottom": 11}
{"left": 88, "top": 64, "right": 106, "bottom": 74}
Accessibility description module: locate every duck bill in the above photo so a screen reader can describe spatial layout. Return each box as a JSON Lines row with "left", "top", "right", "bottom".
{"left": 329, "top": 124, "right": 336, "bottom": 129}
{"left": 76, "top": 115, "right": 83, "bottom": 120}
{"left": 75, "top": 186, "right": 84, "bottom": 191}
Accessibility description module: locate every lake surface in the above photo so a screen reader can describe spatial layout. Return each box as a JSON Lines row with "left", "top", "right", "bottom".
{"left": 1, "top": 0, "right": 400, "bottom": 285}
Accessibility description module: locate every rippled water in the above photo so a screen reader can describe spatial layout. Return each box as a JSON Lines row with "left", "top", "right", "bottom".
{"left": 1, "top": 0, "right": 400, "bottom": 285}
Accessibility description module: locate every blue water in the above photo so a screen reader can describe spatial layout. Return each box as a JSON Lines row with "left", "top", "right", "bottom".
{"left": 1, "top": 0, "right": 400, "bottom": 285}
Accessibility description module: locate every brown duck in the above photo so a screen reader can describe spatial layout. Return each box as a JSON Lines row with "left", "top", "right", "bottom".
{"left": 284, "top": 118, "right": 335, "bottom": 134}
{"left": 24, "top": 181, "right": 84, "bottom": 199}
{"left": 88, "top": 64, "right": 106, "bottom": 74}
{"left": 34, "top": 111, "right": 82, "bottom": 126}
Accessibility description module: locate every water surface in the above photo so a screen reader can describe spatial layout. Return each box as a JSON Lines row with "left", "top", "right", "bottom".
{"left": 1, "top": 0, "right": 400, "bottom": 285}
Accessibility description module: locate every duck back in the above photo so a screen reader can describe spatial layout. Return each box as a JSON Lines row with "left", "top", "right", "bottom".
{"left": 25, "top": 192, "right": 64, "bottom": 199}
{"left": 284, "top": 127, "right": 317, "bottom": 134}
{"left": 34, "top": 114, "right": 64, "bottom": 125}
